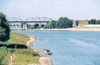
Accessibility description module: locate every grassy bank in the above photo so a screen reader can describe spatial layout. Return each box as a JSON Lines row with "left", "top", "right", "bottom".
{"left": 1, "top": 49, "right": 40, "bottom": 65}
{"left": 2, "top": 32, "right": 30, "bottom": 45}
{"left": 0, "top": 32, "right": 40, "bottom": 65}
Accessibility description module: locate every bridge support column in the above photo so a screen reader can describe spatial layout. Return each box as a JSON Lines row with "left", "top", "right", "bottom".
{"left": 21, "top": 22, "right": 28, "bottom": 30}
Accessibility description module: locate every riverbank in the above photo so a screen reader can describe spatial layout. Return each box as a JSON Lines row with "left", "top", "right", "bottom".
{"left": 27, "top": 36, "right": 53, "bottom": 65}
{"left": 11, "top": 30, "right": 100, "bottom": 65}
{"left": 28, "top": 28, "right": 100, "bottom": 31}
{"left": 10, "top": 27, "right": 100, "bottom": 31}
{"left": 0, "top": 32, "right": 40, "bottom": 65}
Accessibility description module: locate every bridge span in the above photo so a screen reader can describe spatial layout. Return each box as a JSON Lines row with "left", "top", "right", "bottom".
{"left": 7, "top": 17, "right": 52, "bottom": 30}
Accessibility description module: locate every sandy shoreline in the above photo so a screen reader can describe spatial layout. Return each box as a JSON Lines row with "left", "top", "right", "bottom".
{"left": 26, "top": 36, "right": 53, "bottom": 65}
{"left": 11, "top": 27, "right": 100, "bottom": 31}
{"left": 27, "top": 28, "right": 100, "bottom": 31}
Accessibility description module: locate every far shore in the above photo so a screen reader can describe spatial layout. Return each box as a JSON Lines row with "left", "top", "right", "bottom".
{"left": 10, "top": 27, "right": 100, "bottom": 31}
{"left": 28, "top": 28, "right": 100, "bottom": 31}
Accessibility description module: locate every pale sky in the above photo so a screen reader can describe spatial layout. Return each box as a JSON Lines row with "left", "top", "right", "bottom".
{"left": 0, "top": 0, "right": 100, "bottom": 20}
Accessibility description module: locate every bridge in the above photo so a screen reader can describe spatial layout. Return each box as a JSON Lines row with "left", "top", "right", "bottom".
{"left": 7, "top": 17, "right": 52, "bottom": 30}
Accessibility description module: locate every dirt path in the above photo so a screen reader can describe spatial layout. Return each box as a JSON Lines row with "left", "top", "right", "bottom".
{"left": 9, "top": 54, "right": 13, "bottom": 65}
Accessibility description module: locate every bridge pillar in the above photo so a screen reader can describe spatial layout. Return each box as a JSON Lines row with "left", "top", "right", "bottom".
{"left": 21, "top": 22, "right": 28, "bottom": 30}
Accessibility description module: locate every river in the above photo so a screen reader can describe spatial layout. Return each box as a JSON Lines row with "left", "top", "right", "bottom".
{"left": 12, "top": 29, "right": 100, "bottom": 65}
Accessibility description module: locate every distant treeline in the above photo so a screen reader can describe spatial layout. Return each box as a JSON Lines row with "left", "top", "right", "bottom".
{"left": 9, "top": 17, "right": 100, "bottom": 29}
{"left": 44, "top": 17, "right": 73, "bottom": 29}
{"left": 76, "top": 19, "right": 100, "bottom": 25}
{"left": 88, "top": 19, "right": 100, "bottom": 24}
{"left": 25, "top": 17, "right": 73, "bottom": 29}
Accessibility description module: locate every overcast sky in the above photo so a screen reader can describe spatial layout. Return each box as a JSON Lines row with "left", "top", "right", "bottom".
{"left": 0, "top": 0, "right": 100, "bottom": 20}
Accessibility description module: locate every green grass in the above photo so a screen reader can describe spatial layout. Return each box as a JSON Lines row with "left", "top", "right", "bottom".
{"left": 0, "top": 53, "right": 10, "bottom": 65}
{"left": 1, "top": 49, "right": 40, "bottom": 65}
{"left": 0, "top": 32, "right": 30, "bottom": 45}
{"left": 0, "top": 47, "right": 8, "bottom": 64}
{"left": 13, "top": 55, "right": 39, "bottom": 65}
{"left": 0, "top": 32, "right": 40, "bottom": 65}
{"left": 8, "top": 49, "right": 40, "bottom": 57}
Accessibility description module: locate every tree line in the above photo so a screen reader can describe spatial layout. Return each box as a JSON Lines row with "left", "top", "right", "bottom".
{"left": 88, "top": 19, "right": 100, "bottom": 24}
{"left": 75, "top": 19, "right": 100, "bottom": 27}
{"left": 44, "top": 17, "right": 73, "bottom": 29}
{"left": 25, "top": 17, "right": 73, "bottom": 29}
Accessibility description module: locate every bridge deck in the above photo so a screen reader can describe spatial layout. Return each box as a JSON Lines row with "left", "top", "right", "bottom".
{"left": 8, "top": 21, "right": 50, "bottom": 23}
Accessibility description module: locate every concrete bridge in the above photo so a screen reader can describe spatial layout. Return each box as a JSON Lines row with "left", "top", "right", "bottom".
{"left": 7, "top": 17, "right": 52, "bottom": 30}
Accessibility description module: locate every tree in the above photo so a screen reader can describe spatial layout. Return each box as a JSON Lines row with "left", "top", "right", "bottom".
{"left": 44, "top": 17, "right": 73, "bottom": 29}
{"left": 88, "top": 19, "right": 96, "bottom": 24}
{"left": 76, "top": 20, "right": 79, "bottom": 26}
{"left": 58, "top": 17, "right": 73, "bottom": 28}
{"left": 41, "top": 24, "right": 44, "bottom": 28}
{"left": 34, "top": 24, "right": 39, "bottom": 29}
{"left": 50, "top": 20, "right": 57, "bottom": 28}
{"left": 0, "top": 12, "right": 10, "bottom": 42}
{"left": 44, "top": 20, "right": 57, "bottom": 29}
{"left": 44, "top": 22, "right": 51, "bottom": 29}
{"left": 96, "top": 20, "right": 100, "bottom": 24}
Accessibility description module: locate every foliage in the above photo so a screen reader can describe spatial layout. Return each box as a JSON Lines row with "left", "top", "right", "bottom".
{"left": 2, "top": 49, "right": 40, "bottom": 65}
{"left": 49, "top": 20, "right": 57, "bottom": 28}
{"left": 58, "top": 17, "right": 72, "bottom": 28}
{"left": 28, "top": 24, "right": 44, "bottom": 29}
{"left": 8, "top": 49, "right": 39, "bottom": 57}
{"left": 96, "top": 20, "right": 100, "bottom": 24}
{"left": 34, "top": 24, "right": 39, "bottom": 29}
{"left": 44, "top": 22, "right": 51, "bottom": 29}
{"left": 44, "top": 17, "right": 73, "bottom": 29}
{"left": 88, "top": 19, "right": 96, "bottom": 24}
{"left": 76, "top": 20, "right": 79, "bottom": 26}
{"left": 0, "top": 12, "right": 10, "bottom": 42}
{"left": 27, "top": 24, "right": 35, "bottom": 29}
{"left": 44, "top": 20, "right": 57, "bottom": 29}
{"left": 0, "top": 32, "right": 40, "bottom": 65}
{"left": 0, "top": 32, "right": 30, "bottom": 45}
{"left": 0, "top": 48, "right": 40, "bottom": 65}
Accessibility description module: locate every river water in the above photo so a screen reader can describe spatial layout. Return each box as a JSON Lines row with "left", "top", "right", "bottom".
{"left": 12, "top": 29, "right": 100, "bottom": 65}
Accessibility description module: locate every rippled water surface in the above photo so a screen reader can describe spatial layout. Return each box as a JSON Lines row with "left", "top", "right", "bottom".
{"left": 12, "top": 29, "right": 100, "bottom": 65}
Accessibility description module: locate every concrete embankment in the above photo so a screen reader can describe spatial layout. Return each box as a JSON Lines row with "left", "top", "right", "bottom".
{"left": 26, "top": 36, "right": 53, "bottom": 65}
